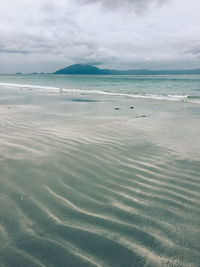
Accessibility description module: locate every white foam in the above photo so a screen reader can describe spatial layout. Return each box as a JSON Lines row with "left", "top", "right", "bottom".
{"left": 0, "top": 82, "right": 61, "bottom": 91}
{"left": 0, "top": 82, "right": 199, "bottom": 104}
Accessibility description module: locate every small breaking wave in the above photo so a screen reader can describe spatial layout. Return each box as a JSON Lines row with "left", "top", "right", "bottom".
{"left": 0, "top": 82, "right": 199, "bottom": 104}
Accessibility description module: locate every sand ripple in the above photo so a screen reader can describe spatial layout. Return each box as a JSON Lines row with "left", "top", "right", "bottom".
{"left": 0, "top": 98, "right": 200, "bottom": 267}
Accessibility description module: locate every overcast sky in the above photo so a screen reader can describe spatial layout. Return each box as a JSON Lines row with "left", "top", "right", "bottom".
{"left": 0, "top": 0, "right": 200, "bottom": 73}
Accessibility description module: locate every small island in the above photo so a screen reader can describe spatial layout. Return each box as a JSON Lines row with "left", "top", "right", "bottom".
{"left": 54, "top": 64, "right": 200, "bottom": 75}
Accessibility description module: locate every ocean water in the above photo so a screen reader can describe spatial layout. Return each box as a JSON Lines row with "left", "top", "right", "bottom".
{"left": 0, "top": 75, "right": 200, "bottom": 267}
{"left": 0, "top": 74, "right": 200, "bottom": 103}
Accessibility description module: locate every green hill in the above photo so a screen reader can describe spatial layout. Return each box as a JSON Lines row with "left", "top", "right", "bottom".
{"left": 54, "top": 64, "right": 200, "bottom": 75}
{"left": 54, "top": 64, "right": 103, "bottom": 74}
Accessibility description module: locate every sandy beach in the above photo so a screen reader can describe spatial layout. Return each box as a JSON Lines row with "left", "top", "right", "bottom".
{"left": 0, "top": 84, "right": 200, "bottom": 266}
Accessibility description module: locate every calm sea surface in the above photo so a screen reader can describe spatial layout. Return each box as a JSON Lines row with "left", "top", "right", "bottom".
{"left": 0, "top": 74, "right": 200, "bottom": 103}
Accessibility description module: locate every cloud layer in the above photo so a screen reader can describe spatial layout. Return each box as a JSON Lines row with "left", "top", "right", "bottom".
{"left": 79, "top": 0, "right": 169, "bottom": 13}
{"left": 0, "top": 0, "right": 200, "bottom": 73}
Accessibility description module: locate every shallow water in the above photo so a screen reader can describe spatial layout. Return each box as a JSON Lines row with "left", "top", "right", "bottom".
{"left": 0, "top": 74, "right": 200, "bottom": 103}
{"left": 0, "top": 84, "right": 200, "bottom": 266}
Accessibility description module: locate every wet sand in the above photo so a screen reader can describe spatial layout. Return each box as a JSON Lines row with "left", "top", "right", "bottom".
{"left": 0, "top": 85, "right": 200, "bottom": 266}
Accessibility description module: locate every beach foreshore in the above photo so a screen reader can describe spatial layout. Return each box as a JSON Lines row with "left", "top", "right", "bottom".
{"left": 0, "top": 85, "right": 200, "bottom": 266}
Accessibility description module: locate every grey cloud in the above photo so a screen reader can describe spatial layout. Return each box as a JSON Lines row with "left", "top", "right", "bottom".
{"left": 0, "top": 0, "right": 200, "bottom": 73}
{"left": 77, "top": 0, "right": 170, "bottom": 13}
{"left": 191, "top": 50, "right": 200, "bottom": 55}
{"left": 0, "top": 48, "right": 29, "bottom": 54}
{"left": 184, "top": 48, "right": 200, "bottom": 55}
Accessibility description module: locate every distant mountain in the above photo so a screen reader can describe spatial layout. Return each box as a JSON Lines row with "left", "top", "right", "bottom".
{"left": 54, "top": 64, "right": 200, "bottom": 75}
{"left": 54, "top": 64, "right": 102, "bottom": 74}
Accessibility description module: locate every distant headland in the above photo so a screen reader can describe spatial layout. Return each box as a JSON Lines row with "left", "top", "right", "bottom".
{"left": 54, "top": 64, "right": 200, "bottom": 75}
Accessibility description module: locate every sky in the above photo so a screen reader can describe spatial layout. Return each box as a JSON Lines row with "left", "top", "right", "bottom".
{"left": 0, "top": 0, "right": 200, "bottom": 73}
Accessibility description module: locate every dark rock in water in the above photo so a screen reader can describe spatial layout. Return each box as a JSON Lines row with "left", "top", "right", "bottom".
{"left": 129, "top": 106, "right": 134, "bottom": 109}
{"left": 114, "top": 107, "right": 120, "bottom": 110}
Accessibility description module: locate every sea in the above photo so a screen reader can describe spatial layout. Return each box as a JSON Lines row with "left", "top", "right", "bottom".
{"left": 0, "top": 74, "right": 200, "bottom": 267}
{"left": 0, "top": 74, "right": 200, "bottom": 103}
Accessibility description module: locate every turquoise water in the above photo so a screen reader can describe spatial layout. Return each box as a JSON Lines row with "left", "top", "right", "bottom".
{"left": 0, "top": 74, "right": 200, "bottom": 103}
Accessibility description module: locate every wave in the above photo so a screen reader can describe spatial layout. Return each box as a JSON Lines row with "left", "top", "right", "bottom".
{"left": 0, "top": 82, "right": 200, "bottom": 104}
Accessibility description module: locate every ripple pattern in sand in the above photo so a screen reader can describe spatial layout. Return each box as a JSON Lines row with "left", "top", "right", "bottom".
{"left": 0, "top": 107, "right": 200, "bottom": 267}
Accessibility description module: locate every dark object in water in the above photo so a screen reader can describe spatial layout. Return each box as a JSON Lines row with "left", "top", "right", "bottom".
{"left": 136, "top": 115, "right": 147, "bottom": 118}
{"left": 72, "top": 98, "right": 99, "bottom": 102}
{"left": 129, "top": 106, "right": 134, "bottom": 109}
{"left": 114, "top": 108, "right": 120, "bottom": 110}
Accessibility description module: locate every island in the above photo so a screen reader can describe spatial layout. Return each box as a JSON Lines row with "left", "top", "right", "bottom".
{"left": 54, "top": 64, "right": 200, "bottom": 75}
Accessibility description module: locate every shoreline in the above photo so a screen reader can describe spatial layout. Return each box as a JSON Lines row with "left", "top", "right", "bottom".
{"left": 1, "top": 80, "right": 200, "bottom": 105}
{"left": 1, "top": 83, "right": 200, "bottom": 159}
{"left": 0, "top": 83, "right": 200, "bottom": 266}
